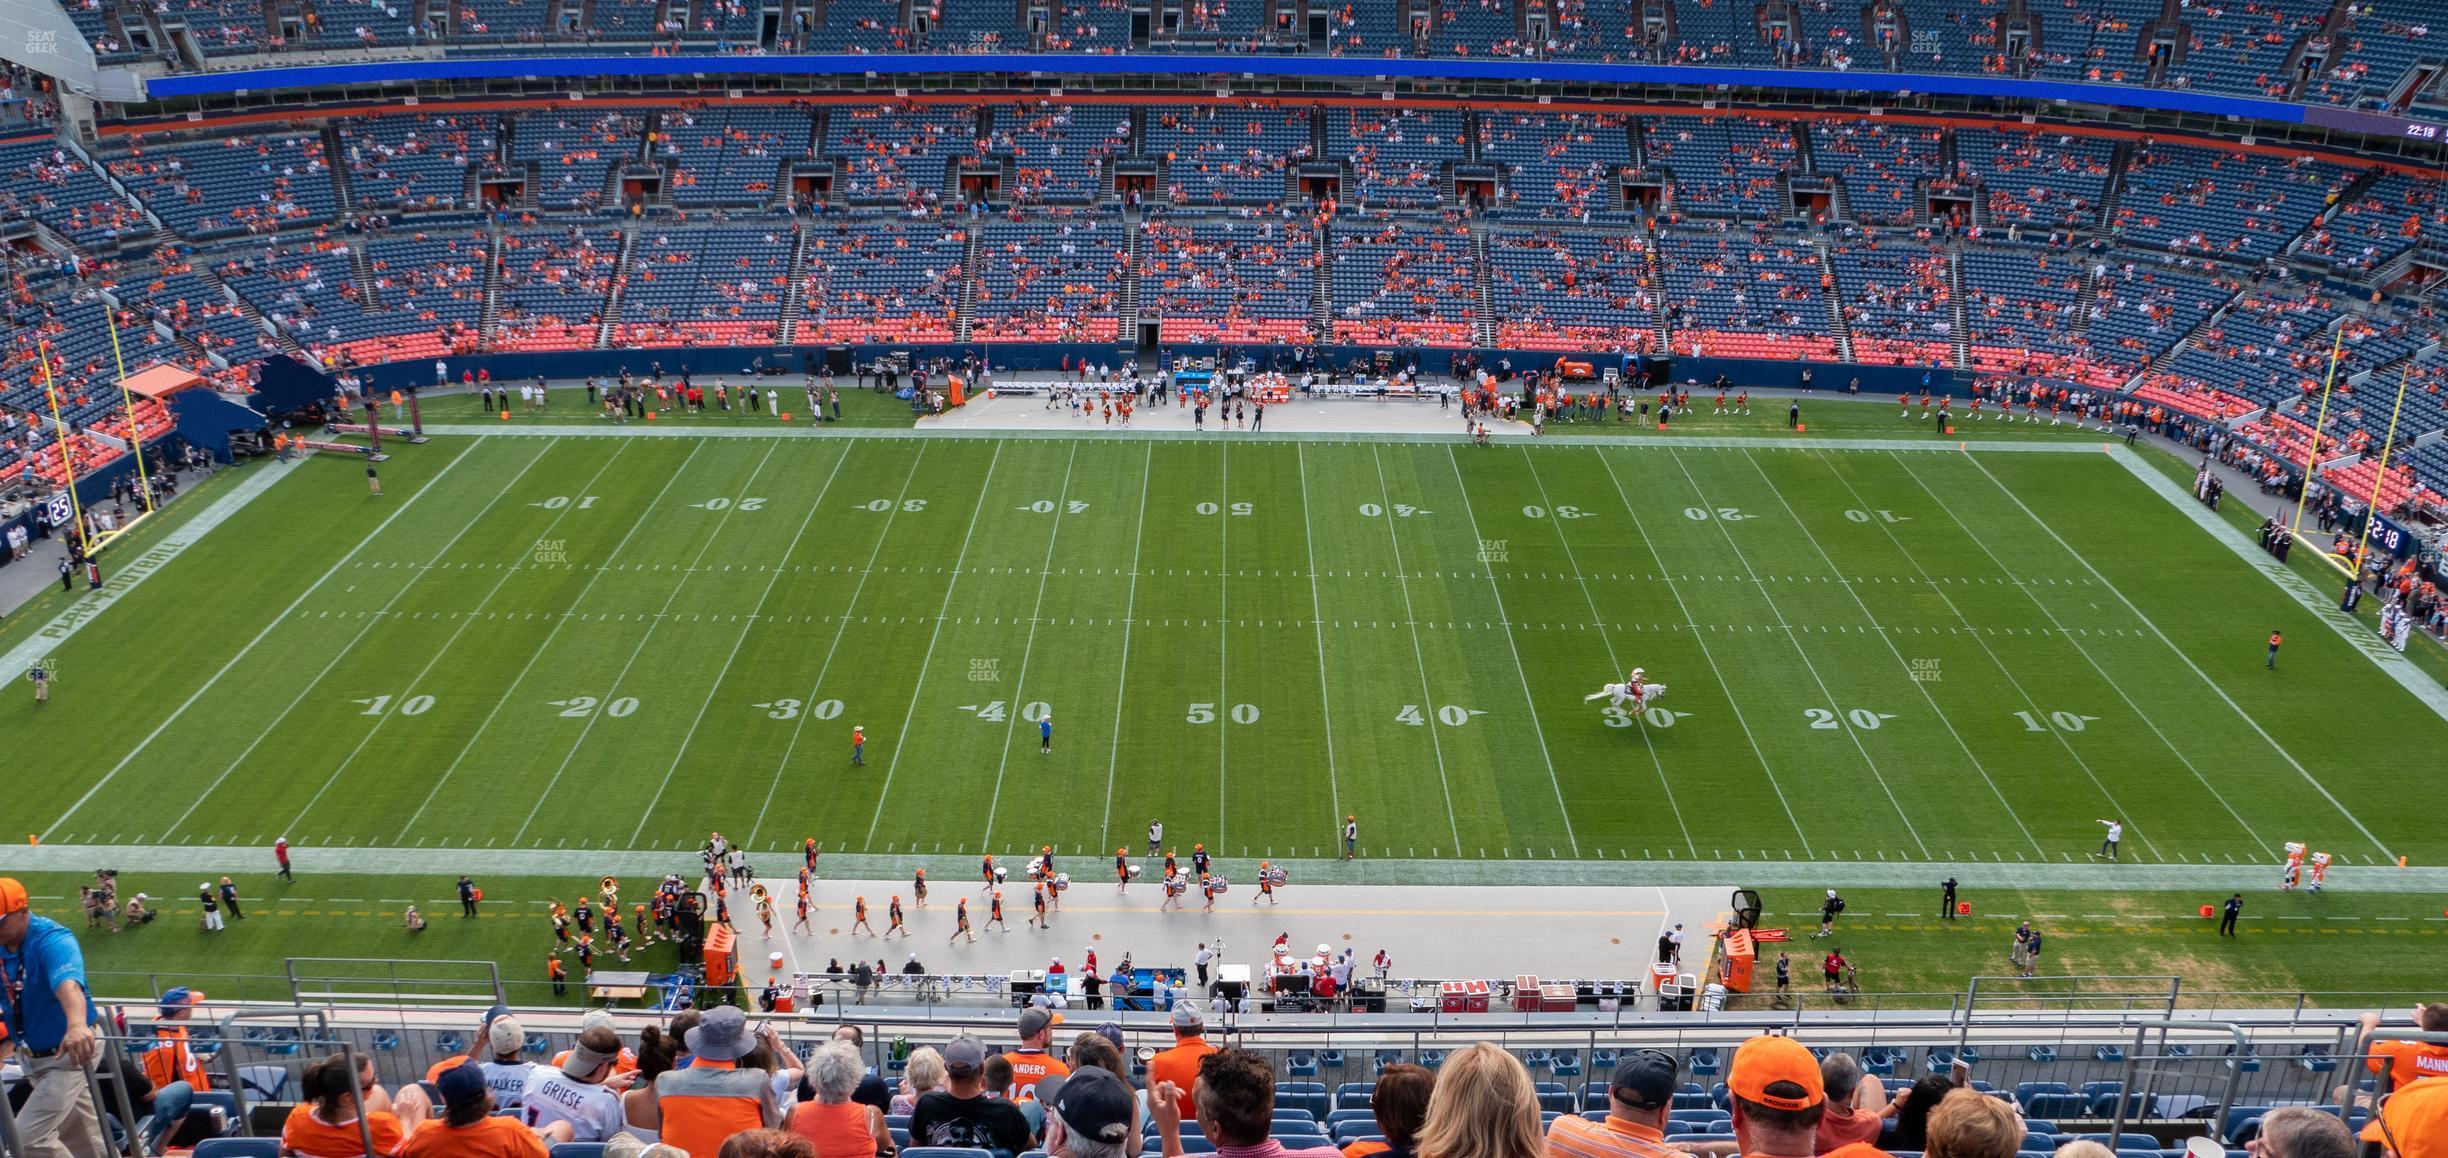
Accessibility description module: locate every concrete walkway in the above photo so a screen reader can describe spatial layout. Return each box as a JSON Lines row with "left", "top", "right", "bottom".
{"left": 725, "top": 878, "right": 1721, "bottom": 995}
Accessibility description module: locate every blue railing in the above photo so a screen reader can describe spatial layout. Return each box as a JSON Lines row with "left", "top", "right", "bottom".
{"left": 141, "top": 52, "right": 2311, "bottom": 124}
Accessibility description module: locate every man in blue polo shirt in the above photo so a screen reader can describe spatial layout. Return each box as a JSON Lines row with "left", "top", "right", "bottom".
{"left": 0, "top": 877, "right": 108, "bottom": 1158}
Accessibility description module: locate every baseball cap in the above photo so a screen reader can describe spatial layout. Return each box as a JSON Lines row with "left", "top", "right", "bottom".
{"left": 1094, "top": 1023, "right": 1126, "bottom": 1054}
{"left": 579, "top": 1009, "right": 618, "bottom": 1035}
{"left": 1048, "top": 1066, "right": 1136, "bottom": 1144}
{"left": 435, "top": 1062, "right": 489, "bottom": 1113}
{"left": 1727, "top": 1036, "right": 1824, "bottom": 1112}
{"left": 488, "top": 1015, "right": 525, "bottom": 1057}
{"left": 1018, "top": 1007, "right": 1063, "bottom": 1039}
{"left": 158, "top": 987, "right": 207, "bottom": 1016}
{"left": 0, "top": 878, "right": 27, "bottom": 918}
{"left": 563, "top": 1026, "right": 623, "bottom": 1078}
{"left": 943, "top": 1034, "right": 988, "bottom": 1076}
{"left": 1169, "top": 1001, "right": 1204, "bottom": 1030}
{"left": 1610, "top": 1049, "right": 1679, "bottom": 1110}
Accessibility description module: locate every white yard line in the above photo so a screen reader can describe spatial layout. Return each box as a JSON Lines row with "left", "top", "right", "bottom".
{"left": 1293, "top": 445, "right": 1344, "bottom": 844}
{"left": 1588, "top": 448, "right": 1818, "bottom": 857}
{"left": 1441, "top": 445, "right": 1579, "bottom": 858}
{"left": 1095, "top": 444, "right": 1154, "bottom": 851}
{"left": 861, "top": 445, "right": 1006, "bottom": 849}
{"left": 1218, "top": 444, "right": 1230, "bottom": 850}
{"left": 627, "top": 441, "right": 852, "bottom": 846}
{"left": 1731, "top": 449, "right": 2047, "bottom": 859}
{"left": 2104, "top": 444, "right": 2448, "bottom": 726}
{"left": 1653, "top": 444, "right": 1931, "bottom": 857}
{"left": 154, "top": 438, "right": 562, "bottom": 840}
{"left": 278, "top": 443, "right": 640, "bottom": 839}
{"left": 1963, "top": 449, "right": 2395, "bottom": 860}
{"left": 390, "top": 441, "right": 709, "bottom": 840}
{"left": 744, "top": 445, "right": 929, "bottom": 848}
{"left": 4, "top": 456, "right": 305, "bottom": 678}
{"left": 39, "top": 438, "right": 486, "bottom": 841}
{"left": 1365, "top": 445, "right": 1465, "bottom": 855}
{"left": 1883, "top": 452, "right": 2271, "bottom": 855}
{"left": 513, "top": 438, "right": 786, "bottom": 845}
{"left": 1515, "top": 446, "right": 1698, "bottom": 858}
{"left": 977, "top": 445, "right": 1082, "bottom": 852}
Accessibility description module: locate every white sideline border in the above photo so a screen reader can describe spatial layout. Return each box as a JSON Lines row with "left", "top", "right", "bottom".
{"left": 1, "top": 457, "right": 302, "bottom": 679}
{"left": 2102, "top": 443, "right": 2448, "bottom": 727}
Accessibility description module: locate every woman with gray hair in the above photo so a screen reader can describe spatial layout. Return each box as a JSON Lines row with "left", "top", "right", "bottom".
{"left": 788, "top": 1041, "right": 895, "bottom": 1158}
{"left": 892, "top": 1048, "right": 945, "bottom": 1116}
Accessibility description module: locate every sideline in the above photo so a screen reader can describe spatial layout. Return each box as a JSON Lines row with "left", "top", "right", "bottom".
{"left": 413, "top": 423, "right": 2112, "bottom": 452}
{"left": 2105, "top": 444, "right": 2448, "bottom": 727}
{"left": 0, "top": 458, "right": 303, "bottom": 679}
{"left": 5, "top": 842, "right": 2445, "bottom": 892}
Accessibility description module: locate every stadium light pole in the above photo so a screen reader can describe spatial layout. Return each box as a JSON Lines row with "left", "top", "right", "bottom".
{"left": 2351, "top": 361, "right": 2414, "bottom": 573}
{"left": 2287, "top": 327, "right": 2345, "bottom": 537}
{"left": 36, "top": 338, "right": 89, "bottom": 545}
{"left": 102, "top": 301, "right": 157, "bottom": 515}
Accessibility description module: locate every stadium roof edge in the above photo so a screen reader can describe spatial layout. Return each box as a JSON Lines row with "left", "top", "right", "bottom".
{"left": 137, "top": 51, "right": 2315, "bottom": 122}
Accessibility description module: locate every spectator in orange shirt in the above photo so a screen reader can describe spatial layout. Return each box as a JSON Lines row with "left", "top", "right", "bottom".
{"left": 2363, "top": 1005, "right": 2448, "bottom": 1091}
{"left": 2375, "top": 1082, "right": 2448, "bottom": 1158}
{"left": 282, "top": 1052, "right": 423, "bottom": 1158}
{"left": 1542, "top": 1050, "right": 1681, "bottom": 1158}
{"left": 1726, "top": 1035, "right": 1888, "bottom": 1158}
{"left": 1147, "top": 1003, "right": 1216, "bottom": 1120}
{"left": 1005, "top": 1008, "right": 1073, "bottom": 1099}
{"left": 1813, "top": 1053, "right": 1885, "bottom": 1154}
{"left": 399, "top": 1063, "right": 555, "bottom": 1158}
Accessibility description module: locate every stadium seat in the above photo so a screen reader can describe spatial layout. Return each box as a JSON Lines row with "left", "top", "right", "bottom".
{"left": 235, "top": 1066, "right": 289, "bottom": 1101}
{"left": 1336, "top": 1083, "right": 1375, "bottom": 1110}
{"left": 2023, "top": 1094, "right": 2088, "bottom": 1119}
{"left": 1552, "top": 1051, "right": 1582, "bottom": 1078}
{"left": 1534, "top": 1083, "right": 1575, "bottom": 1114}
{"left": 892, "top": 1129, "right": 912, "bottom": 1150}
{"left": 551, "top": 1146, "right": 608, "bottom": 1158}
{"left": 1142, "top": 1139, "right": 1217, "bottom": 1154}
{"left": 2026, "top": 1046, "right": 2057, "bottom": 1064}
{"left": 2223, "top": 1107, "right": 2272, "bottom": 1142}
{"left": 1278, "top": 1082, "right": 1329, "bottom": 1120}
{"left": 906, "top": 1150, "right": 996, "bottom": 1158}
{"left": 1690, "top": 1050, "right": 1720, "bottom": 1076}
{"left": 1418, "top": 1051, "right": 1446, "bottom": 1070}
{"left": 193, "top": 1141, "right": 280, "bottom": 1158}
{"left": 1319, "top": 1050, "right": 1346, "bottom": 1069}
{"left": 1288, "top": 1052, "right": 1318, "bottom": 1076}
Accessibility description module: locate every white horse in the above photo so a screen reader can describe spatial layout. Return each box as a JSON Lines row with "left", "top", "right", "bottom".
{"left": 1584, "top": 682, "right": 1667, "bottom": 708}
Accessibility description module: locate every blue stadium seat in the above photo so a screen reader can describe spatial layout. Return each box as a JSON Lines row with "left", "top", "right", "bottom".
{"left": 551, "top": 1145, "right": 608, "bottom": 1158}
{"left": 1336, "top": 1084, "right": 1376, "bottom": 1111}
{"left": 1552, "top": 1051, "right": 1583, "bottom": 1078}
{"left": 2026, "top": 1046, "right": 2058, "bottom": 1064}
{"left": 1288, "top": 1053, "right": 1318, "bottom": 1077}
{"left": 2023, "top": 1094, "right": 2089, "bottom": 1119}
{"left": 1689, "top": 1050, "right": 1720, "bottom": 1076}
{"left": 1418, "top": 1050, "right": 1447, "bottom": 1071}
{"left": 1534, "top": 1082, "right": 1575, "bottom": 1114}
{"left": 1278, "top": 1082, "right": 1329, "bottom": 1120}
{"left": 193, "top": 1141, "right": 280, "bottom": 1158}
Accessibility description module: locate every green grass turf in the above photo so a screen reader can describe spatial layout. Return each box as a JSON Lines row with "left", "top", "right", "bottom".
{"left": 10, "top": 415, "right": 2447, "bottom": 874}
{"left": 407, "top": 383, "right": 920, "bottom": 427}
{"left": 20, "top": 870, "right": 2444, "bottom": 1009}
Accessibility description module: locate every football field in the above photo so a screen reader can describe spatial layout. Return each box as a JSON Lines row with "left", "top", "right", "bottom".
{"left": 11, "top": 422, "right": 2446, "bottom": 876}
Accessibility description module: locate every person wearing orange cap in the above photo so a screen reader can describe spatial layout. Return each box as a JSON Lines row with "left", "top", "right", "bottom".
{"left": 1191, "top": 843, "right": 1210, "bottom": 877}
{"left": 1253, "top": 863, "right": 1276, "bottom": 906}
{"left": 851, "top": 897, "right": 874, "bottom": 936}
{"left": 914, "top": 867, "right": 929, "bottom": 908}
{"left": 885, "top": 896, "right": 908, "bottom": 939}
{"left": 1116, "top": 849, "right": 1131, "bottom": 892}
{"left": 987, "top": 891, "right": 1009, "bottom": 932}
{"left": 1344, "top": 815, "right": 1359, "bottom": 860}
{"left": 950, "top": 898, "right": 975, "bottom": 944}
{"left": 0, "top": 876, "right": 108, "bottom": 1158}
{"left": 1723, "top": 1034, "right": 1884, "bottom": 1158}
